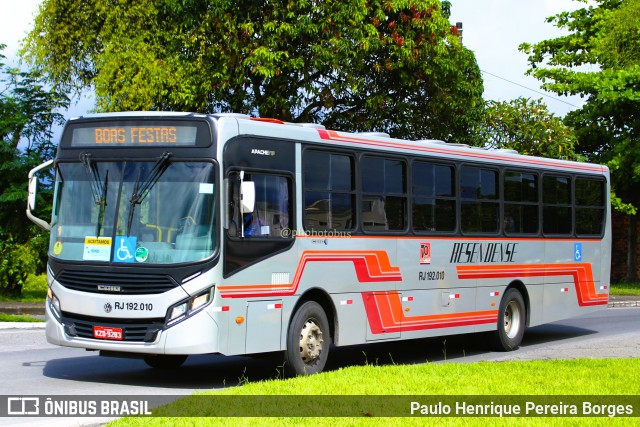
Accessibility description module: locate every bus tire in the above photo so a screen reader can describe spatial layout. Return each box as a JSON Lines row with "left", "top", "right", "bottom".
{"left": 143, "top": 354, "right": 188, "bottom": 369}
{"left": 284, "top": 301, "right": 331, "bottom": 376}
{"left": 491, "top": 288, "right": 526, "bottom": 351}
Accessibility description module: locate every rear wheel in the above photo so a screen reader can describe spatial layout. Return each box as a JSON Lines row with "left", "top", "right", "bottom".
{"left": 284, "top": 301, "right": 331, "bottom": 376}
{"left": 143, "top": 354, "right": 188, "bottom": 369}
{"left": 491, "top": 288, "right": 526, "bottom": 351}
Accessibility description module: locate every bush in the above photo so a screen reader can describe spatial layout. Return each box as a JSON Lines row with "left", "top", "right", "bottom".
{"left": 0, "top": 237, "right": 38, "bottom": 297}
{"left": 21, "top": 274, "right": 48, "bottom": 301}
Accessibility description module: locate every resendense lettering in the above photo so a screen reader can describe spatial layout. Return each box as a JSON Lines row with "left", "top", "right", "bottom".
{"left": 450, "top": 242, "right": 518, "bottom": 264}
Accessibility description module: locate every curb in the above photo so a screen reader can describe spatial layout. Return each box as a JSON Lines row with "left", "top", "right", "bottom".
{"left": 0, "top": 302, "right": 45, "bottom": 316}
{"left": 608, "top": 300, "right": 640, "bottom": 308}
{"left": 0, "top": 322, "right": 45, "bottom": 329}
{"left": 607, "top": 295, "right": 640, "bottom": 308}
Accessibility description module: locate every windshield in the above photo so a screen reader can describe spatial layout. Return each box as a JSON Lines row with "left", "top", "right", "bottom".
{"left": 49, "top": 160, "right": 216, "bottom": 265}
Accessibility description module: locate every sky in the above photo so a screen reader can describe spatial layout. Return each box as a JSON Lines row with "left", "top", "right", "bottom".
{"left": 450, "top": 0, "right": 589, "bottom": 116}
{"left": 1, "top": 0, "right": 590, "bottom": 119}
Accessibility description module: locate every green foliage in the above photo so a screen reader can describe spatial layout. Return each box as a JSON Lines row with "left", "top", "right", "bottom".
{"left": 480, "top": 97, "right": 578, "bottom": 159}
{"left": 610, "top": 282, "right": 640, "bottom": 295}
{"left": 0, "top": 313, "right": 44, "bottom": 322}
{"left": 0, "top": 274, "right": 47, "bottom": 302}
{"left": 23, "top": 0, "right": 484, "bottom": 141}
{"left": 18, "top": 274, "right": 48, "bottom": 302}
{"left": 0, "top": 236, "right": 38, "bottom": 297}
{"left": 1, "top": 44, "right": 68, "bottom": 291}
{"left": 519, "top": 0, "right": 640, "bottom": 212}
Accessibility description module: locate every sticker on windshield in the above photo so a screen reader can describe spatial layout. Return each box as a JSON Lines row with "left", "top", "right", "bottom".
{"left": 53, "top": 241, "right": 63, "bottom": 256}
{"left": 83, "top": 237, "right": 112, "bottom": 261}
{"left": 114, "top": 236, "right": 137, "bottom": 263}
{"left": 135, "top": 247, "right": 149, "bottom": 263}
{"left": 199, "top": 183, "right": 214, "bottom": 194}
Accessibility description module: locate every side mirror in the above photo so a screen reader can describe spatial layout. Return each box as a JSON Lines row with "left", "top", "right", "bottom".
{"left": 26, "top": 159, "right": 54, "bottom": 231}
{"left": 28, "top": 176, "right": 38, "bottom": 211}
{"left": 240, "top": 181, "right": 255, "bottom": 214}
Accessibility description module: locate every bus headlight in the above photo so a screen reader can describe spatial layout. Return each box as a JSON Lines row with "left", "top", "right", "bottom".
{"left": 190, "top": 292, "right": 210, "bottom": 311}
{"left": 47, "top": 287, "right": 61, "bottom": 320}
{"left": 169, "top": 303, "right": 188, "bottom": 321}
{"left": 166, "top": 287, "right": 214, "bottom": 327}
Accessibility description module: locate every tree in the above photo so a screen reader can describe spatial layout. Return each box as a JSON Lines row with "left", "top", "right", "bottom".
{"left": 22, "top": 0, "right": 484, "bottom": 142}
{"left": 480, "top": 97, "right": 578, "bottom": 159}
{"left": 520, "top": 0, "right": 640, "bottom": 280}
{"left": 0, "top": 44, "right": 68, "bottom": 295}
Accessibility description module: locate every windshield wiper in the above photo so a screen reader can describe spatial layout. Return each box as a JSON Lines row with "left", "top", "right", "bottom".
{"left": 80, "top": 153, "right": 109, "bottom": 237}
{"left": 80, "top": 153, "right": 104, "bottom": 205}
{"left": 126, "top": 152, "right": 172, "bottom": 236}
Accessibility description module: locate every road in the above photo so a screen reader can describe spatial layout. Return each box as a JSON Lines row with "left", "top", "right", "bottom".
{"left": 1, "top": 307, "right": 639, "bottom": 426}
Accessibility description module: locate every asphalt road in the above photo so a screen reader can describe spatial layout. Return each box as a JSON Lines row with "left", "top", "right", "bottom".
{"left": 1, "top": 306, "right": 639, "bottom": 426}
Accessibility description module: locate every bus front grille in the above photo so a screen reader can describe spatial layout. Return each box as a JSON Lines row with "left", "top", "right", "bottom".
{"left": 56, "top": 270, "right": 177, "bottom": 295}
{"left": 61, "top": 312, "right": 165, "bottom": 343}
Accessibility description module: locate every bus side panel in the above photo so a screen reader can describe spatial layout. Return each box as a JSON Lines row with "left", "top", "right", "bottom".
{"left": 295, "top": 238, "right": 400, "bottom": 346}
{"left": 601, "top": 192, "right": 613, "bottom": 287}
{"left": 246, "top": 299, "right": 283, "bottom": 353}
{"left": 217, "top": 246, "right": 301, "bottom": 355}
{"left": 542, "top": 239, "right": 607, "bottom": 324}
{"left": 524, "top": 283, "right": 545, "bottom": 327}
{"left": 396, "top": 287, "right": 481, "bottom": 341}
{"left": 396, "top": 239, "right": 480, "bottom": 340}
{"left": 330, "top": 293, "right": 369, "bottom": 346}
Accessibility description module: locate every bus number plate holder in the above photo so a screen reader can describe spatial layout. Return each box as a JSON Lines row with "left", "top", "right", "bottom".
{"left": 93, "top": 326, "right": 123, "bottom": 341}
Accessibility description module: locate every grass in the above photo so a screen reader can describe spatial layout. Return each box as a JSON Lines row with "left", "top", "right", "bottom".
{"left": 108, "top": 358, "right": 640, "bottom": 426}
{"left": 0, "top": 274, "right": 48, "bottom": 302}
{"left": 610, "top": 282, "right": 640, "bottom": 296}
{"left": 0, "top": 275, "right": 46, "bottom": 322}
{"left": 0, "top": 313, "right": 44, "bottom": 322}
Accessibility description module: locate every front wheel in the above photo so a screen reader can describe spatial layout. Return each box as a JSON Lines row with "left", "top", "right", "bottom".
{"left": 143, "top": 354, "right": 188, "bottom": 369}
{"left": 491, "top": 288, "right": 526, "bottom": 351}
{"left": 284, "top": 301, "right": 331, "bottom": 376}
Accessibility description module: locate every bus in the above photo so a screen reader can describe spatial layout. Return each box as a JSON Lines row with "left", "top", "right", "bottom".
{"left": 27, "top": 112, "right": 610, "bottom": 375}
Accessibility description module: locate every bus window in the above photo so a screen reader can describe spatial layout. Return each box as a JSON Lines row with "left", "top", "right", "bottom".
{"left": 575, "top": 178, "right": 605, "bottom": 236}
{"left": 412, "top": 161, "right": 456, "bottom": 233}
{"left": 460, "top": 166, "right": 499, "bottom": 233}
{"left": 303, "top": 151, "right": 355, "bottom": 231}
{"left": 503, "top": 171, "right": 539, "bottom": 235}
{"left": 361, "top": 156, "right": 407, "bottom": 232}
{"left": 543, "top": 175, "right": 572, "bottom": 235}
{"left": 228, "top": 172, "right": 291, "bottom": 238}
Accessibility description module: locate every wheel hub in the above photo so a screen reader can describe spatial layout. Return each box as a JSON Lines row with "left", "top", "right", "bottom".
{"left": 504, "top": 300, "right": 521, "bottom": 339}
{"left": 299, "top": 319, "right": 323, "bottom": 363}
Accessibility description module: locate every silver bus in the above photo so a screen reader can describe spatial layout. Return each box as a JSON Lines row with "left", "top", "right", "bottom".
{"left": 27, "top": 112, "right": 610, "bottom": 375}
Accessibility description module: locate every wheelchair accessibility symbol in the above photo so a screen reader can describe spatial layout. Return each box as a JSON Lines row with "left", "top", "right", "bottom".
{"left": 574, "top": 243, "right": 582, "bottom": 262}
{"left": 115, "top": 236, "right": 137, "bottom": 263}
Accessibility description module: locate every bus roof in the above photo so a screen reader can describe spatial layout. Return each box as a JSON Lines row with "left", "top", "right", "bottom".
{"left": 67, "top": 111, "right": 608, "bottom": 175}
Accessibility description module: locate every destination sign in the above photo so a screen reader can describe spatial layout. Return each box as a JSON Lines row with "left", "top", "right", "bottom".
{"left": 66, "top": 120, "right": 211, "bottom": 147}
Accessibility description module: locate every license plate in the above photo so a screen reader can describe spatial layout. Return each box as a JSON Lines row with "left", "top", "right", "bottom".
{"left": 93, "top": 326, "right": 123, "bottom": 341}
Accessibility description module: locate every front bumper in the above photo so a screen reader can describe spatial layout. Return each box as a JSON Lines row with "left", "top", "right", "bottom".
{"left": 46, "top": 301, "right": 222, "bottom": 355}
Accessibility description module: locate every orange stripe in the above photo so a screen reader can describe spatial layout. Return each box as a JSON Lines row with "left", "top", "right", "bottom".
{"left": 218, "top": 250, "right": 401, "bottom": 297}
{"left": 364, "top": 292, "right": 498, "bottom": 333}
{"left": 456, "top": 263, "right": 608, "bottom": 306}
